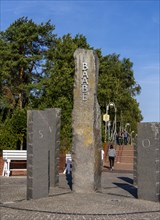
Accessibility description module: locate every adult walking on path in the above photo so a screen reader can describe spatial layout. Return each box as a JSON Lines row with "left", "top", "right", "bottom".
{"left": 124, "top": 130, "right": 129, "bottom": 145}
{"left": 108, "top": 144, "right": 116, "bottom": 171}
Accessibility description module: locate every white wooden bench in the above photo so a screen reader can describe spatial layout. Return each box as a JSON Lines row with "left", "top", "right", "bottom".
{"left": 2, "top": 150, "right": 27, "bottom": 177}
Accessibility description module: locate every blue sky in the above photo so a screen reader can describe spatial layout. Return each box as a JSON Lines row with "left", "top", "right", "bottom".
{"left": 0, "top": 0, "right": 159, "bottom": 122}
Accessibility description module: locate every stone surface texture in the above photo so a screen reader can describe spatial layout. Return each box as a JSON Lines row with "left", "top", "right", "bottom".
{"left": 46, "top": 108, "right": 61, "bottom": 188}
{"left": 1, "top": 172, "right": 160, "bottom": 220}
{"left": 27, "top": 109, "right": 61, "bottom": 200}
{"left": 72, "top": 49, "right": 102, "bottom": 193}
{"left": 133, "top": 136, "right": 138, "bottom": 186}
{"left": 137, "top": 122, "right": 160, "bottom": 202}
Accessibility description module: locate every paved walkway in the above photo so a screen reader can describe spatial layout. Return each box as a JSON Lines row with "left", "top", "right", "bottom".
{"left": 0, "top": 171, "right": 160, "bottom": 220}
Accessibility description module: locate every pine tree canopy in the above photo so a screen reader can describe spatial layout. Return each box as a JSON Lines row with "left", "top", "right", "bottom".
{"left": 0, "top": 17, "right": 142, "bottom": 151}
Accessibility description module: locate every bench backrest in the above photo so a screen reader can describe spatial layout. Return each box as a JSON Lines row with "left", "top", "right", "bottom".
{"left": 3, "top": 150, "right": 27, "bottom": 160}
{"left": 66, "top": 153, "right": 72, "bottom": 162}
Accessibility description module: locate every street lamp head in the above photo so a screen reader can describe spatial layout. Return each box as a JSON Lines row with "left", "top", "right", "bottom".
{"left": 109, "top": 102, "right": 115, "bottom": 107}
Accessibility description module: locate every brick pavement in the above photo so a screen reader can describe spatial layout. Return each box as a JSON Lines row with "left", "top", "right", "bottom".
{"left": 0, "top": 172, "right": 160, "bottom": 220}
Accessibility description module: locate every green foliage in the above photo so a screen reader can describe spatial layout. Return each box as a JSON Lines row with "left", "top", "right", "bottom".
{"left": 0, "top": 17, "right": 56, "bottom": 111}
{"left": 98, "top": 54, "right": 142, "bottom": 140}
{"left": 0, "top": 17, "right": 143, "bottom": 151}
{"left": 0, "top": 17, "right": 56, "bottom": 149}
{"left": 0, "top": 108, "right": 27, "bottom": 150}
{"left": 35, "top": 34, "right": 91, "bottom": 152}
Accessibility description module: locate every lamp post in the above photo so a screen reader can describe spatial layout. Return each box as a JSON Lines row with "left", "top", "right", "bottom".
{"left": 131, "top": 130, "right": 135, "bottom": 145}
{"left": 125, "top": 123, "right": 131, "bottom": 132}
{"left": 107, "top": 102, "right": 117, "bottom": 143}
{"left": 103, "top": 104, "right": 110, "bottom": 143}
{"left": 104, "top": 104, "right": 107, "bottom": 143}
{"left": 107, "top": 120, "right": 111, "bottom": 142}
{"left": 124, "top": 123, "right": 131, "bottom": 145}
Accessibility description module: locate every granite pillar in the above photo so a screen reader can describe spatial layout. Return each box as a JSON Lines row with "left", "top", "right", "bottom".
{"left": 27, "top": 108, "right": 61, "bottom": 200}
{"left": 72, "top": 49, "right": 102, "bottom": 193}
{"left": 137, "top": 122, "right": 160, "bottom": 202}
{"left": 46, "top": 108, "right": 61, "bottom": 187}
{"left": 133, "top": 135, "right": 138, "bottom": 186}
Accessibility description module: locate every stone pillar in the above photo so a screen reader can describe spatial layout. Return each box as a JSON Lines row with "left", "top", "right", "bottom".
{"left": 27, "top": 108, "right": 61, "bottom": 200}
{"left": 137, "top": 122, "right": 160, "bottom": 202}
{"left": 46, "top": 108, "right": 61, "bottom": 187}
{"left": 72, "top": 49, "right": 102, "bottom": 193}
{"left": 133, "top": 136, "right": 138, "bottom": 186}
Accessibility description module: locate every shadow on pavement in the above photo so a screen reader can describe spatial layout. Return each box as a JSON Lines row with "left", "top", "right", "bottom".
{"left": 118, "top": 176, "right": 133, "bottom": 184}
{"left": 113, "top": 182, "right": 137, "bottom": 198}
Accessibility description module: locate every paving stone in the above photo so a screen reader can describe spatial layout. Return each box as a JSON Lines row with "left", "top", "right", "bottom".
{"left": 0, "top": 172, "right": 160, "bottom": 220}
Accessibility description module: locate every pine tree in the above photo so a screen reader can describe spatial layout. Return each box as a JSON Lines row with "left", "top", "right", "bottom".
{"left": 0, "top": 17, "right": 56, "bottom": 149}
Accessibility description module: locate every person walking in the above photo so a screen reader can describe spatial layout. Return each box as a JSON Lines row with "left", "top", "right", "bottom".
{"left": 117, "top": 131, "right": 122, "bottom": 145}
{"left": 124, "top": 130, "right": 129, "bottom": 145}
{"left": 64, "top": 158, "right": 72, "bottom": 190}
{"left": 108, "top": 144, "right": 116, "bottom": 171}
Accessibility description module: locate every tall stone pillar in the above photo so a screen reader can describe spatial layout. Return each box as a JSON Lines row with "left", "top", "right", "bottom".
{"left": 27, "top": 108, "right": 61, "bottom": 200}
{"left": 72, "top": 49, "right": 102, "bottom": 193}
{"left": 133, "top": 136, "right": 138, "bottom": 186}
{"left": 137, "top": 122, "right": 160, "bottom": 202}
{"left": 46, "top": 108, "right": 61, "bottom": 187}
